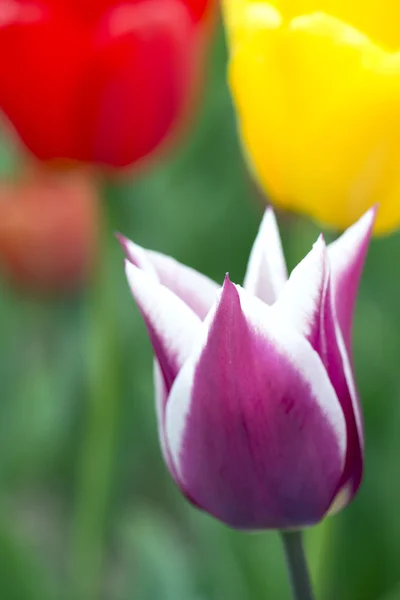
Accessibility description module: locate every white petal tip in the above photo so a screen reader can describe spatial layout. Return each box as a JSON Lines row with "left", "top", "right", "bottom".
{"left": 354, "top": 206, "right": 377, "bottom": 234}
{"left": 117, "top": 234, "right": 134, "bottom": 257}
{"left": 120, "top": 237, "right": 159, "bottom": 278}
{"left": 313, "top": 233, "right": 327, "bottom": 251}
{"left": 262, "top": 206, "right": 278, "bottom": 228}
{"left": 243, "top": 207, "right": 288, "bottom": 304}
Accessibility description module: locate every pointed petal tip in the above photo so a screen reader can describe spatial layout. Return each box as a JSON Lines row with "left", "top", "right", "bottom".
{"left": 221, "top": 273, "right": 243, "bottom": 298}
{"left": 327, "top": 205, "right": 376, "bottom": 355}
{"left": 243, "top": 205, "right": 287, "bottom": 304}
{"left": 115, "top": 232, "right": 130, "bottom": 254}
{"left": 355, "top": 205, "right": 378, "bottom": 235}
{"left": 213, "top": 274, "right": 241, "bottom": 320}
{"left": 261, "top": 205, "right": 278, "bottom": 229}
{"left": 364, "top": 204, "right": 378, "bottom": 230}
{"left": 264, "top": 204, "right": 275, "bottom": 217}
{"left": 371, "top": 203, "right": 379, "bottom": 216}
{"left": 309, "top": 234, "right": 328, "bottom": 267}
{"left": 222, "top": 272, "right": 239, "bottom": 295}
{"left": 313, "top": 233, "right": 327, "bottom": 250}
{"left": 311, "top": 234, "right": 328, "bottom": 269}
{"left": 223, "top": 272, "right": 231, "bottom": 284}
{"left": 329, "top": 206, "right": 376, "bottom": 264}
{"left": 119, "top": 236, "right": 158, "bottom": 275}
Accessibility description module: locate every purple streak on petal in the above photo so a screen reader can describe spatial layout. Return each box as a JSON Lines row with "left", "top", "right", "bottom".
{"left": 243, "top": 208, "right": 288, "bottom": 304}
{"left": 328, "top": 207, "right": 376, "bottom": 354}
{"left": 125, "top": 260, "right": 202, "bottom": 392}
{"left": 166, "top": 278, "right": 346, "bottom": 530}
{"left": 118, "top": 234, "right": 219, "bottom": 319}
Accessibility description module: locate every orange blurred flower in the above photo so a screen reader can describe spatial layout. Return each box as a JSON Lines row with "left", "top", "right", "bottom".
{"left": 0, "top": 169, "right": 99, "bottom": 294}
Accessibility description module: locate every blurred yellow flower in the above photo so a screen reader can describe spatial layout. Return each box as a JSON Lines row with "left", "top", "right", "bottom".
{"left": 223, "top": 0, "right": 400, "bottom": 233}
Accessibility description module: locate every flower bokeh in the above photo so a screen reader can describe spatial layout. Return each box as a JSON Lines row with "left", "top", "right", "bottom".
{"left": 0, "top": 169, "right": 99, "bottom": 293}
{"left": 223, "top": 0, "right": 400, "bottom": 233}
{"left": 0, "top": 0, "right": 215, "bottom": 168}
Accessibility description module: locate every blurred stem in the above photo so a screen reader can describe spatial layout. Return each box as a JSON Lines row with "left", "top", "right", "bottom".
{"left": 281, "top": 531, "right": 315, "bottom": 600}
{"left": 69, "top": 181, "right": 119, "bottom": 600}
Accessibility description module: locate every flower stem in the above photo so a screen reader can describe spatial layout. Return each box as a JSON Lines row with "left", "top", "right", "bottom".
{"left": 69, "top": 181, "right": 119, "bottom": 600}
{"left": 281, "top": 530, "right": 315, "bottom": 600}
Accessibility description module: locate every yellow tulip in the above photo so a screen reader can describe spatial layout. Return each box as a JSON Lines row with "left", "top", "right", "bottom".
{"left": 222, "top": 0, "right": 400, "bottom": 233}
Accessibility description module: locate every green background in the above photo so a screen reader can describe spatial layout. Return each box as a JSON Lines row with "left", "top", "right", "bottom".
{"left": 0, "top": 29, "right": 399, "bottom": 600}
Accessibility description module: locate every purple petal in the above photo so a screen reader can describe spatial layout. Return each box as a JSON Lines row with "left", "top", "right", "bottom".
{"left": 328, "top": 207, "right": 376, "bottom": 354}
{"left": 120, "top": 235, "right": 219, "bottom": 319}
{"left": 125, "top": 260, "right": 202, "bottom": 392}
{"left": 165, "top": 278, "right": 346, "bottom": 530}
{"left": 319, "top": 280, "right": 363, "bottom": 511}
{"left": 243, "top": 208, "right": 288, "bottom": 304}
{"left": 273, "top": 236, "right": 364, "bottom": 506}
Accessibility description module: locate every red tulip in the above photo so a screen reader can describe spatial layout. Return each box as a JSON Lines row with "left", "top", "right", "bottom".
{"left": 0, "top": 0, "right": 214, "bottom": 168}
{"left": 0, "top": 169, "right": 99, "bottom": 293}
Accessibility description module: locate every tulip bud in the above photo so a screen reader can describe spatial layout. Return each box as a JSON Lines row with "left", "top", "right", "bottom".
{"left": 0, "top": 169, "right": 99, "bottom": 294}
{"left": 0, "top": 0, "right": 215, "bottom": 169}
{"left": 222, "top": 0, "right": 400, "bottom": 233}
{"left": 120, "top": 207, "right": 375, "bottom": 530}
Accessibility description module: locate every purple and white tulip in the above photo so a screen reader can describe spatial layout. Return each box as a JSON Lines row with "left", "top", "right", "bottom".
{"left": 120, "top": 207, "right": 375, "bottom": 530}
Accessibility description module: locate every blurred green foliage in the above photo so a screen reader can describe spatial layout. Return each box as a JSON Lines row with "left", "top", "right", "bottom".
{"left": 0, "top": 28, "right": 400, "bottom": 600}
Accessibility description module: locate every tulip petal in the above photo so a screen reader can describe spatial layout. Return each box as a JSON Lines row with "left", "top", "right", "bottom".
{"left": 185, "top": 0, "right": 213, "bottom": 23}
{"left": 165, "top": 277, "right": 346, "bottom": 529}
{"left": 80, "top": 0, "right": 194, "bottom": 166}
{"left": 270, "top": 234, "right": 327, "bottom": 341}
{"left": 243, "top": 207, "right": 288, "bottom": 304}
{"left": 117, "top": 235, "right": 159, "bottom": 278}
{"left": 228, "top": 9, "right": 400, "bottom": 232}
{"left": 328, "top": 207, "right": 376, "bottom": 354}
{"left": 319, "top": 279, "right": 363, "bottom": 505}
{"left": 120, "top": 236, "right": 219, "bottom": 319}
{"left": 153, "top": 361, "right": 180, "bottom": 480}
{"left": 125, "top": 258, "right": 203, "bottom": 484}
{"left": 273, "top": 228, "right": 369, "bottom": 504}
{"left": 125, "top": 260, "right": 202, "bottom": 392}
{"left": 272, "top": 1, "right": 400, "bottom": 51}
{"left": 0, "top": 2, "right": 88, "bottom": 160}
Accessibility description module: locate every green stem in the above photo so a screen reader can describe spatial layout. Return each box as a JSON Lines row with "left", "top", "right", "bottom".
{"left": 281, "top": 531, "right": 315, "bottom": 600}
{"left": 307, "top": 518, "right": 335, "bottom": 598}
{"left": 69, "top": 187, "right": 119, "bottom": 600}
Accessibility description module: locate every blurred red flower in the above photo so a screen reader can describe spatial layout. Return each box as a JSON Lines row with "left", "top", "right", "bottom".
{"left": 0, "top": 169, "right": 99, "bottom": 294}
{"left": 0, "top": 0, "right": 214, "bottom": 168}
